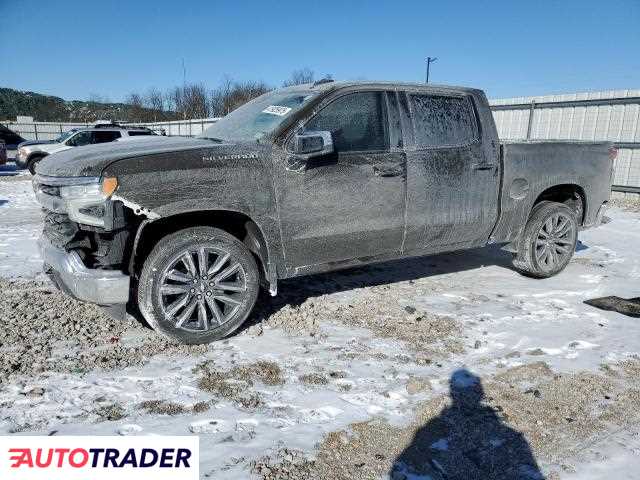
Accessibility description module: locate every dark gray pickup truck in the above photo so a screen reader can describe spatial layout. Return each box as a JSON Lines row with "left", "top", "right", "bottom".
{"left": 33, "top": 80, "right": 614, "bottom": 344}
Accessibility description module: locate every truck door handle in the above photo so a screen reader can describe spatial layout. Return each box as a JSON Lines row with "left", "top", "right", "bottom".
{"left": 472, "top": 163, "right": 496, "bottom": 171}
{"left": 373, "top": 164, "right": 403, "bottom": 177}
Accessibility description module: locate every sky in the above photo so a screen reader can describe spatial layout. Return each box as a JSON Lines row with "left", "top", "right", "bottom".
{"left": 1, "top": 0, "right": 639, "bottom": 101}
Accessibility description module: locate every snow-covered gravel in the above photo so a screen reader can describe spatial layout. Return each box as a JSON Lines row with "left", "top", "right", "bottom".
{"left": 0, "top": 168, "right": 41, "bottom": 279}
{"left": 2, "top": 172, "right": 640, "bottom": 479}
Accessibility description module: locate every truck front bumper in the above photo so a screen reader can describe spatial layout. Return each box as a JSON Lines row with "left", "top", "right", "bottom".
{"left": 38, "top": 236, "right": 130, "bottom": 305}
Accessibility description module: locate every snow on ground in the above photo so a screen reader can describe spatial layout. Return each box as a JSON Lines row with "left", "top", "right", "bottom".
{"left": 2, "top": 172, "right": 640, "bottom": 479}
{"left": 0, "top": 165, "right": 42, "bottom": 278}
{"left": 3, "top": 324, "right": 437, "bottom": 479}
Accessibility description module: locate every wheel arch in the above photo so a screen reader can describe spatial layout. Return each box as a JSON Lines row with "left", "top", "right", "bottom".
{"left": 27, "top": 151, "right": 48, "bottom": 168}
{"left": 532, "top": 183, "right": 586, "bottom": 225}
{"left": 130, "top": 209, "right": 276, "bottom": 294}
{"left": 499, "top": 183, "right": 587, "bottom": 253}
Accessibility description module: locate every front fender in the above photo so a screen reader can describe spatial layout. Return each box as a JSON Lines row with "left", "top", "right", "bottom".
{"left": 126, "top": 203, "right": 283, "bottom": 293}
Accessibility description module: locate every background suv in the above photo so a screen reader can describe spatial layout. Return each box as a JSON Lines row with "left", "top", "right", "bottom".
{"left": 16, "top": 124, "right": 156, "bottom": 173}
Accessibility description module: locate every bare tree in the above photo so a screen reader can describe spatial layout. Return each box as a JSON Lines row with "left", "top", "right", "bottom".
{"left": 168, "top": 86, "right": 186, "bottom": 119}
{"left": 209, "top": 78, "right": 270, "bottom": 116}
{"left": 125, "top": 93, "right": 144, "bottom": 108}
{"left": 125, "top": 92, "right": 146, "bottom": 121}
{"left": 166, "top": 84, "right": 208, "bottom": 119}
{"left": 283, "top": 68, "right": 315, "bottom": 87}
{"left": 120, "top": 78, "right": 272, "bottom": 122}
{"left": 144, "top": 87, "right": 165, "bottom": 121}
{"left": 183, "top": 83, "right": 209, "bottom": 119}
{"left": 209, "top": 76, "right": 234, "bottom": 116}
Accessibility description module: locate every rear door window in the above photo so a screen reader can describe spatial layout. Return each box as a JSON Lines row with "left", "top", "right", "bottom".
{"left": 410, "top": 94, "right": 477, "bottom": 147}
{"left": 92, "top": 131, "right": 121, "bottom": 144}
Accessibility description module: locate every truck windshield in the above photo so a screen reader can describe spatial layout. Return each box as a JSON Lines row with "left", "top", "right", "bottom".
{"left": 199, "top": 90, "right": 319, "bottom": 143}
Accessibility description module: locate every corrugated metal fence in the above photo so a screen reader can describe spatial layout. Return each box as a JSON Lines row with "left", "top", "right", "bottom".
{"left": 490, "top": 89, "right": 640, "bottom": 194}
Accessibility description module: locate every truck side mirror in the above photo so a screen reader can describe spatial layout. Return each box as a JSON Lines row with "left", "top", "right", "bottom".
{"left": 293, "top": 131, "right": 334, "bottom": 158}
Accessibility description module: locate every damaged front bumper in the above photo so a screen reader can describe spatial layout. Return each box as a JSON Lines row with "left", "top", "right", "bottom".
{"left": 39, "top": 236, "right": 130, "bottom": 305}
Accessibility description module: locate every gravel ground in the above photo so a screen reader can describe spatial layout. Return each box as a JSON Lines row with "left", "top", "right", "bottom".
{"left": 610, "top": 197, "right": 640, "bottom": 212}
{"left": 251, "top": 359, "right": 640, "bottom": 480}
{"left": 0, "top": 277, "right": 209, "bottom": 380}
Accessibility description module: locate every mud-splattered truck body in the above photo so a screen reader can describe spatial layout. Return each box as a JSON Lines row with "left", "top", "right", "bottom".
{"left": 33, "top": 81, "right": 614, "bottom": 344}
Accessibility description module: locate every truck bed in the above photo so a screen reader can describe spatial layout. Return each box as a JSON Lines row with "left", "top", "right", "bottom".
{"left": 491, "top": 140, "right": 613, "bottom": 243}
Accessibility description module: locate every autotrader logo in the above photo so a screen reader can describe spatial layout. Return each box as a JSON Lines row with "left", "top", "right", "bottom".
{"left": 0, "top": 436, "right": 199, "bottom": 480}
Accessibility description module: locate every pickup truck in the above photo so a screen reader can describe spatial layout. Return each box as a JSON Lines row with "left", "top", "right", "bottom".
{"left": 33, "top": 81, "right": 614, "bottom": 344}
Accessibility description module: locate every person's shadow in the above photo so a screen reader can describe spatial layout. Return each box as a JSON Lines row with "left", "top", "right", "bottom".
{"left": 391, "top": 369, "right": 544, "bottom": 480}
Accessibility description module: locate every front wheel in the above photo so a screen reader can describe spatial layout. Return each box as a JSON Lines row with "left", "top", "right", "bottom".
{"left": 513, "top": 201, "right": 578, "bottom": 278}
{"left": 138, "top": 226, "right": 260, "bottom": 344}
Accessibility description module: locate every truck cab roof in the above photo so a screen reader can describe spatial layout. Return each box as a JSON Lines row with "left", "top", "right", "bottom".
{"left": 284, "top": 80, "right": 482, "bottom": 97}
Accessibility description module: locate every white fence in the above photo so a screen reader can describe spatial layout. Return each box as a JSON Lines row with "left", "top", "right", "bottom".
{"left": 5, "top": 118, "right": 220, "bottom": 141}
{"left": 126, "top": 118, "right": 220, "bottom": 137}
{"left": 490, "top": 89, "right": 640, "bottom": 194}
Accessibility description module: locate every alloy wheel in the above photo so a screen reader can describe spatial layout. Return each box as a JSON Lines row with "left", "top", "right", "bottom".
{"left": 534, "top": 212, "right": 575, "bottom": 271}
{"left": 158, "top": 246, "right": 247, "bottom": 332}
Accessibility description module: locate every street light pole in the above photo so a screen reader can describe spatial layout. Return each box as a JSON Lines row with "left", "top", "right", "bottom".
{"left": 426, "top": 57, "right": 437, "bottom": 83}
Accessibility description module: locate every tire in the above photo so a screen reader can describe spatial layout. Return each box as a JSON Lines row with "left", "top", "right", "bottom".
{"left": 513, "top": 201, "right": 578, "bottom": 278}
{"left": 27, "top": 155, "right": 45, "bottom": 174}
{"left": 138, "top": 226, "right": 260, "bottom": 344}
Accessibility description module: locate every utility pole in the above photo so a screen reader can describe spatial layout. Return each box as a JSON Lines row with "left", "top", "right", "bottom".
{"left": 181, "top": 58, "right": 187, "bottom": 119}
{"left": 425, "top": 56, "right": 437, "bottom": 83}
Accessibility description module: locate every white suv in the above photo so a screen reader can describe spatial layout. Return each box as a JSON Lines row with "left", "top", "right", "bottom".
{"left": 16, "top": 125, "right": 156, "bottom": 174}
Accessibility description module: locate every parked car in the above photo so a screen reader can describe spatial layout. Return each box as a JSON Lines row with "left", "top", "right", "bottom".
{"left": 0, "top": 123, "right": 26, "bottom": 150}
{"left": 0, "top": 140, "right": 6, "bottom": 166}
{"left": 33, "top": 80, "right": 614, "bottom": 345}
{"left": 16, "top": 124, "right": 156, "bottom": 173}
{"left": 17, "top": 128, "right": 83, "bottom": 151}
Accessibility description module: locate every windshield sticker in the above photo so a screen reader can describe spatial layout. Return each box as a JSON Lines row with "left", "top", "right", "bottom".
{"left": 262, "top": 105, "right": 292, "bottom": 116}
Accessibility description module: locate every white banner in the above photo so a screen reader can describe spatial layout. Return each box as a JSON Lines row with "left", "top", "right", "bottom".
{"left": 0, "top": 436, "right": 199, "bottom": 480}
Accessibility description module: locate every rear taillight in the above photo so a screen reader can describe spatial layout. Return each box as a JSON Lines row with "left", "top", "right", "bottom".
{"left": 609, "top": 146, "right": 618, "bottom": 161}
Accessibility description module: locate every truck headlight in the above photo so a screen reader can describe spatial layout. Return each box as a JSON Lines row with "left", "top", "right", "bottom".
{"left": 59, "top": 177, "right": 118, "bottom": 227}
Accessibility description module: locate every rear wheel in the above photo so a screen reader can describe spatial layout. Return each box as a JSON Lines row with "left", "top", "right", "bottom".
{"left": 138, "top": 226, "right": 260, "bottom": 344}
{"left": 27, "top": 155, "right": 45, "bottom": 174}
{"left": 513, "top": 201, "right": 578, "bottom": 278}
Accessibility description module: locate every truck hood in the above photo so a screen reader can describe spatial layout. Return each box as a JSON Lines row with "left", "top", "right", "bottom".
{"left": 37, "top": 137, "right": 224, "bottom": 177}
